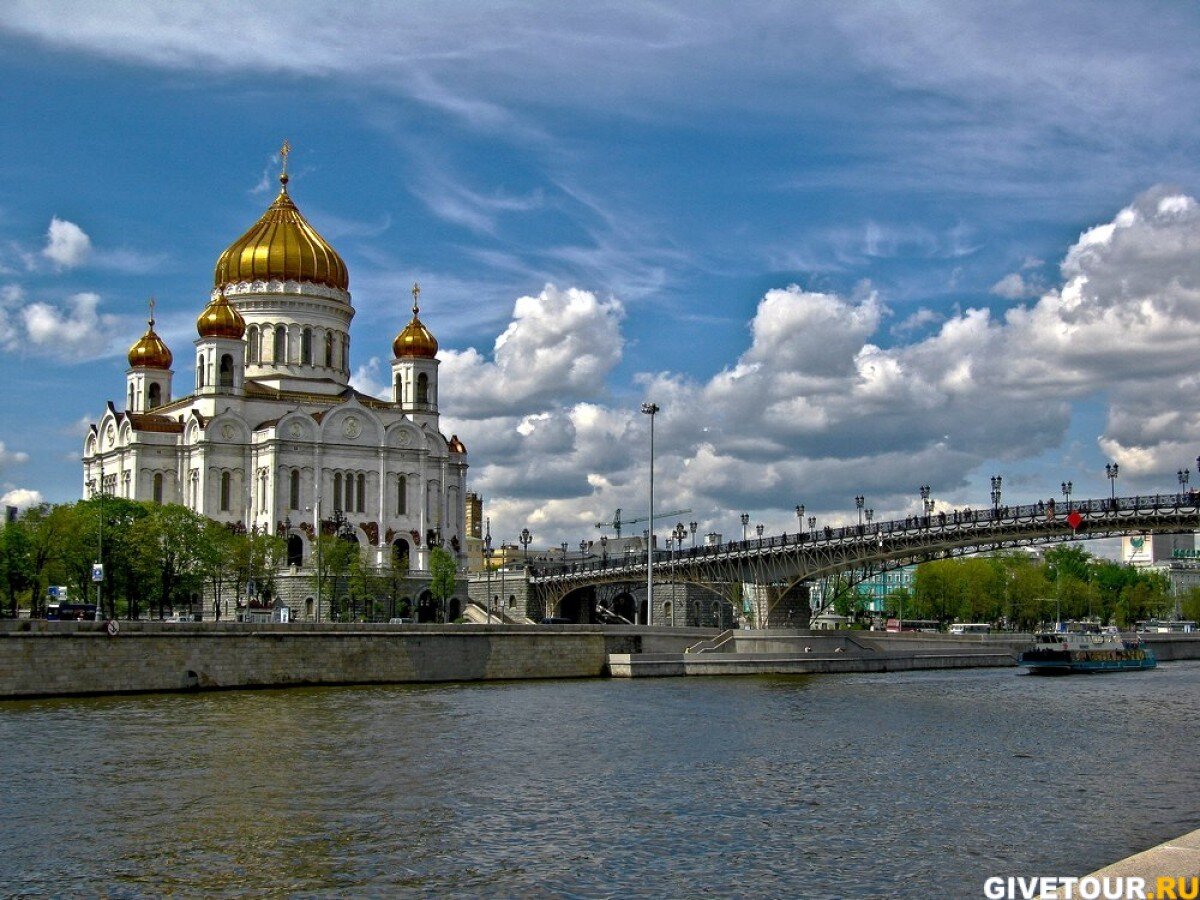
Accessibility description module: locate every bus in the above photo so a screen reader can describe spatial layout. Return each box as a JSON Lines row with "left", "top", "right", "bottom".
{"left": 47, "top": 603, "right": 97, "bottom": 621}
{"left": 948, "top": 623, "right": 992, "bottom": 635}
{"left": 885, "top": 618, "right": 940, "bottom": 633}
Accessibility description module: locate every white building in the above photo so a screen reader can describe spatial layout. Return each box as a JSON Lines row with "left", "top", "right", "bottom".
{"left": 82, "top": 158, "right": 468, "bottom": 617}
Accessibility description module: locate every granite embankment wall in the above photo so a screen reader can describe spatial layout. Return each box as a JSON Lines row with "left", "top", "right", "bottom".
{"left": 0, "top": 621, "right": 707, "bottom": 699}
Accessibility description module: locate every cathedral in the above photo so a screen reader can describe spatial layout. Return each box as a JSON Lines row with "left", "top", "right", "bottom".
{"left": 82, "top": 150, "right": 469, "bottom": 619}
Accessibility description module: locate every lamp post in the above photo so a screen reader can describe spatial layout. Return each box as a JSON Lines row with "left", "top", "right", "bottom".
{"left": 740, "top": 512, "right": 750, "bottom": 542}
{"left": 1178, "top": 468, "right": 1189, "bottom": 501}
{"left": 1106, "top": 463, "right": 1119, "bottom": 508}
{"left": 990, "top": 475, "right": 1002, "bottom": 513}
{"left": 919, "top": 485, "right": 931, "bottom": 526}
{"left": 1061, "top": 480, "right": 1072, "bottom": 510}
{"left": 865, "top": 509, "right": 873, "bottom": 529}
{"left": 580, "top": 539, "right": 588, "bottom": 566}
{"left": 484, "top": 517, "right": 492, "bottom": 625}
{"left": 795, "top": 505, "right": 804, "bottom": 536}
{"left": 600, "top": 534, "right": 608, "bottom": 567}
{"left": 755, "top": 523, "right": 764, "bottom": 546}
{"left": 641, "top": 401, "right": 659, "bottom": 627}
{"left": 689, "top": 521, "right": 697, "bottom": 548}
{"left": 855, "top": 495, "right": 864, "bottom": 527}
{"left": 808, "top": 515, "right": 816, "bottom": 539}
{"left": 520, "top": 527, "right": 532, "bottom": 563}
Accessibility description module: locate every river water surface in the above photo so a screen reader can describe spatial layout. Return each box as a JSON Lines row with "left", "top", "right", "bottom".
{"left": 1, "top": 664, "right": 1198, "bottom": 898}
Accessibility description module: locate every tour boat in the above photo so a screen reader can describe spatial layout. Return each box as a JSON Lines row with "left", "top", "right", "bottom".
{"left": 1019, "top": 622, "right": 1157, "bottom": 674}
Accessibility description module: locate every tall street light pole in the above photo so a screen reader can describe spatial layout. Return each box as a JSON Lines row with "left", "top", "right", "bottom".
{"left": 1106, "top": 463, "right": 1119, "bottom": 508}
{"left": 919, "top": 485, "right": 931, "bottom": 527}
{"left": 795, "top": 505, "right": 804, "bottom": 537}
{"left": 740, "top": 512, "right": 749, "bottom": 542}
{"left": 1061, "top": 480, "right": 1073, "bottom": 510}
{"left": 484, "top": 516, "right": 492, "bottom": 625}
{"left": 641, "top": 401, "right": 659, "bottom": 627}
{"left": 855, "top": 495, "right": 865, "bottom": 528}
{"left": 991, "top": 475, "right": 1002, "bottom": 513}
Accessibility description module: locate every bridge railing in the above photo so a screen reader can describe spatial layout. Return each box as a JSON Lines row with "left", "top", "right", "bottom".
{"left": 528, "top": 492, "right": 1200, "bottom": 581}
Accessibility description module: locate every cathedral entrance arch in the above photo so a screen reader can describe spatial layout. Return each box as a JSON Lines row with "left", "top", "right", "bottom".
{"left": 287, "top": 534, "right": 303, "bottom": 567}
{"left": 416, "top": 589, "right": 437, "bottom": 623}
{"left": 392, "top": 538, "right": 410, "bottom": 570}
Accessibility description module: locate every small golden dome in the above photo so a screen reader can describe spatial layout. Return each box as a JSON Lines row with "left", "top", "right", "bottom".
{"left": 128, "top": 301, "right": 173, "bottom": 369}
{"left": 393, "top": 282, "right": 439, "bottom": 358}
{"left": 448, "top": 435, "right": 467, "bottom": 454}
{"left": 196, "top": 291, "right": 246, "bottom": 339}
{"left": 213, "top": 168, "right": 348, "bottom": 293}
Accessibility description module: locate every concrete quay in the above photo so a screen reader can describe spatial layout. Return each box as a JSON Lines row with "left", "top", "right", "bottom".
{"left": 1033, "top": 828, "right": 1200, "bottom": 899}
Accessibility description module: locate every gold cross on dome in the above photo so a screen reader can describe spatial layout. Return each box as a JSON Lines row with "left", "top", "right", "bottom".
{"left": 412, "top": 282, "right": 421, "bottom": 314}
{"left": 148, "top": 296, "right": 156, "bottom": 327}
{"left": 280, "top": 139, "right": 291, "bottom": 174}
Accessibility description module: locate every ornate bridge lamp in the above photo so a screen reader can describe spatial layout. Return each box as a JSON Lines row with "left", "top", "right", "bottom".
{"left": 1105, "top": 463, "right": 1119, "bottom": 509}
{"left": 520, "top": 527, "right": 532, "bottom": 563}
{"left": 689, "top": 521, "right": 697, "bottom": 548}
{"left": 1177, "top": 468, "right": 1189, "bottom": 503}
{"left": 990, "top": 475, "right": 1002, "bottom": 514}
{"left": 808, "top": 515, "right": 817, "bottom": 539}
{"left": 580, "top": 539, "right": 589, "bottom": 566}
{"left": 740, "top": 512, "right": 750, "bottom": 542}
{"left": 755, "top": 523, "right": 764, "bottom": 546}
{"left": 600, "top": 534, "right": 608, "bottom": 567}
{"left": 855, "top": 495, "right": 865, "bottom": 527}
{"left": 673, "top": 522, "right": 687, "bottom": 558}
{"left": 865, "top": 508, "right": 874, "bottom": 530}
{"left": 795, "top": 505, "right": 805, "bottom": 538}
{"left": 919, "top": 485, "right": 931, "bottom": 527}
{"left": 1061, "top": 480, "right": 1073, "bottom": 511}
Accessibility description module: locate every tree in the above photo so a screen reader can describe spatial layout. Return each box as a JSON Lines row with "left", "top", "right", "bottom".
{"left": 129, "top": 504, "right": 210, "bottom": 619}
{"left": 429, "top": 546, "right": 457, "bottom": 623}
{"left": 0, "top": 516, "right": 33, "bottom": 617}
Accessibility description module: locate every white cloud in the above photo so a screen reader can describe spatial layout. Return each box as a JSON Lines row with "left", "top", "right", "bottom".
{"left": 990, "top": 272, "right": 1042, "bottom": 300}
{"left": 440, "top": 284, "right": 624, "bottom": 418}
{"left": 1, "top": 488, "right": 44, "bottom": 510}
{"left": 12, "top": 291, "right": 124, "bottom": 360}
{"left": 443, "top": 186, "right": 1200, "bottom": 541}
{"left": 42, "top": 217, "right": 92, "bottom": 268}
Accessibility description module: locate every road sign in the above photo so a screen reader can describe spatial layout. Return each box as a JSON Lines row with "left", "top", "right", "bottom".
{"left": 1067, "top": 510, "right": 1083, "bottom": 530}
{"left": 91, "top": 564, "right": 104, "bottom": 583}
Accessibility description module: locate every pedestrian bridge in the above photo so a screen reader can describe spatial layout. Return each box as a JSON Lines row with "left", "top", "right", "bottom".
{"left": 527, "top": 493, "right": 1200, "bottom": 623}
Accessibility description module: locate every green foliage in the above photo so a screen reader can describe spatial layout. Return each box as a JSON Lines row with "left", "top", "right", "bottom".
{"left": 910, "top": 546, "right": 1173, "bottom": 628}
{"left": 429, "top": 546, "right": 457, "bottom": 623}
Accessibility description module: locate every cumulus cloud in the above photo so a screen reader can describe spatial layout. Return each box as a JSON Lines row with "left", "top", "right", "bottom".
{"left": 445, "top": 186, "right": 1200, "bottom": 541}
{"left": 42, "top": 217, "right": 92, "bottom": 268}
{"left": 440, "top": 284, "right": 624, "bottom": 418}
{"left": 0, "top": 441, "right": 30, "bottom": 470}
{"left": 7, "top": 291, "right": 124, "bottom": 360}
{"left": 990, "top": 272, "right": 1043, "bottom": 300}
{"left": 1, "top": 488, "right": 43, "bottom": 510}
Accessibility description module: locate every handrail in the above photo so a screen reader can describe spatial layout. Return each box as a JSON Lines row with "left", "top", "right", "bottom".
{"left": 685, "top": 629, "right": 735, "bottom": 654}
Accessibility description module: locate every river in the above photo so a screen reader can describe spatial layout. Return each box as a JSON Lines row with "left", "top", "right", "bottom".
{"left": 2, "top": 664, "right": 1197, "bottom": 898}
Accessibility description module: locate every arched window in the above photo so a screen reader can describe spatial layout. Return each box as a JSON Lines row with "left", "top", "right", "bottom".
{"left": 394, "top": 374, "right": 402, "bottom": 402}
{"left": 396, "top": 475, "right": 407, "bottom": 516}
{"left": 344, "top": 473, "right": 354, "bottom": 513}
{"left": 416, "top": 373, "right": 429, "bottom": 406}
{"left": 220, "top": 471, "right": 231, "bottom": 511}
{"left": 356, "top": 474, "right": 366, "bottom": 513}
{"left": 148, "top": 382, "right": 162, "bottom": 409}
{"left": 341, "top": 334, "right": 349, "bottom": 370}
{"left": 153, "top": 473, "right": 164, "bottom": 504}
{"left": 290, "top": 470, "right": 300, "bottom": 510}
{"left": 325, "top": 332, "right": 334, "bottom": 367}
{"left": 333, "top": 472, "right": 343, "bottom": 512}
{"left": 287, "top": 534, "right": 303, "bottom": 567}
{"left": 196, "top": 361, "right": 205, "bottom": 389}
{"left": 305, "top": 597, "right": 314, "bottom": 619}
{"left": 127, "top": 384, "right": 135, "bottom": 409}
{"left": 219, "top": 354, "right": 234, "bottom": 387}
{"left": 248, "top": 325, "right": 260, "bottom": 364}
{"left": 274, "top": 325, "right": 286, "bottom": 363}
{"left": 301, "top": 327, "right": 313, "bottom": 365}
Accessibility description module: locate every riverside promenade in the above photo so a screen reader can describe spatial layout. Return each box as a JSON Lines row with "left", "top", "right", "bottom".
{"left": 2, "top": 621, "right": 1198, "bottom": 699}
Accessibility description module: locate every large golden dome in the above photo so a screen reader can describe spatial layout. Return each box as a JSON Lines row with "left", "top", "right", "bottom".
{"left": 213, "top": 173, "right": 349, "bottom": 293}
{"left": 128, "top": 303, "right": 173, "bottom": 369}
{"left": 393, "top": 283, "right": 439, "bottom": 358}
{"left": 196, "top": 291, "right": 246, "bottom": 339}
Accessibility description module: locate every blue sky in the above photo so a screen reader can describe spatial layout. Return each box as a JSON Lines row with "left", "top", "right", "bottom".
{"left": 3, "top": 2, "right": 1200, "bottom": 550}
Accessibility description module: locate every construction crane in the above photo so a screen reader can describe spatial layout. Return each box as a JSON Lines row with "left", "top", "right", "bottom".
{"left": 595, "top": 507, "right": 692, "bottom": 538}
